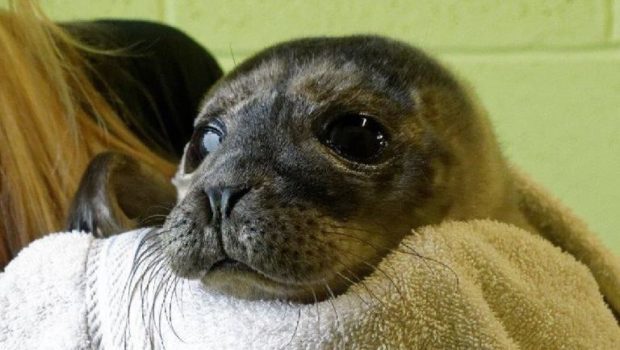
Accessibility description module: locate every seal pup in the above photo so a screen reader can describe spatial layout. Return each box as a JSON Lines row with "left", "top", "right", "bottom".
{"left": 155, "top": 35, "right": 531, "bottom": 302}
{"left": 68, "top": 35, "right": 530, "bottom": 302}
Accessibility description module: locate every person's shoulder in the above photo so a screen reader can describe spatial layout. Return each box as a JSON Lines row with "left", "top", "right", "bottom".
{"left": 2, "top": 231, "right": 94, "bottom": 278}
{"left": 93, "top": 19, "right": 199, "bottom": 46}
{"left": 0, "top": 232, "right": 94, "bottom": 349}
{"left": 88, "top": 19, "right": 218, "bottom": 64}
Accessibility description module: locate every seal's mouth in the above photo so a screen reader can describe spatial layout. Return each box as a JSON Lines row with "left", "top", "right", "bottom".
{"left": 209, "top": 258, "right": 251, "bottom": 272}
{"left": 205, "top": 258, "right": 303, "bottom": 289}
{"left": 201, "top": 257, "right": 354, "bottom": 302}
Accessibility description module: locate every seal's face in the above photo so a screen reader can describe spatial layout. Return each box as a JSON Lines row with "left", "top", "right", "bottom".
{"left": 162, "top": 36, "right": 476, "bottom": 302}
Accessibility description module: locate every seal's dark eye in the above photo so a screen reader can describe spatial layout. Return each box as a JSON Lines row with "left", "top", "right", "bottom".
{"left": 323, "top": 114, "right": 388, "bottom": 163}
{"left": 184, "top": 121, "right": 225, "bottom": 173}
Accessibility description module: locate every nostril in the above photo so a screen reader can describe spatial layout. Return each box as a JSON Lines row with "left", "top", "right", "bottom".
{"left": 205, "top": 186, "right": 252, "bottom": 222}
{"left": 205, "top": 188, "right": 221, "bottom": 224}
{"left": 221, "top": 186, "right": 251, "bottom": 218}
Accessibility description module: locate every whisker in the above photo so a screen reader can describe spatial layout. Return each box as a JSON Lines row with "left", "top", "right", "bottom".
{"left": 165, "top": 275, "right": 185, "bottom": 342}
{"left": 334, "top": 271, "right": 371, "bottom": 307}
{"left": 281, "top": 307, "right": 302, "bottom": 349}
{"left": 311, "top": 287, "right": 321, "bottom": 336}
{"left": 329, "top": 246, "right": 406, "bottom": 304}
{"left": 338, "top": 264, "right": 388, "bottom": 309}
{"left": 123, "top": 230, "right": 163, "bottom": 345}
{"left": 322, "top": 225, "right": 460, "bottom": 287}
{"left": 323, "top": 282, "right": 341, "bottom": 330}
{"left": 122, "top": 228, "right": 175, "bottom": 348}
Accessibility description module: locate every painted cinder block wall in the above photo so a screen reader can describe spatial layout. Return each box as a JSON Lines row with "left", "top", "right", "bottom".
{"left": 3, "top": 0, "right": 619, "bottom": 253}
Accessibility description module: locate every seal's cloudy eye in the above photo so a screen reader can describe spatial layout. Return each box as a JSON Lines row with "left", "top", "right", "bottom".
{"left": 185, "top": 120, "right": 225, "bottom": 173}
{"left": 323, "top": 114, "right": 388, "bottom": 164}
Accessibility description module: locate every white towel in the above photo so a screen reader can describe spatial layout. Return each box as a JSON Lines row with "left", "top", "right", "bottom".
{"left": 1, "top": 220, "right": 618, "bottom": 349}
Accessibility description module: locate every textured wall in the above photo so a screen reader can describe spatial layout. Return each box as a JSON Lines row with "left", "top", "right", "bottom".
{"left": 3, "top": 0, "right": 618, "bottom": 253}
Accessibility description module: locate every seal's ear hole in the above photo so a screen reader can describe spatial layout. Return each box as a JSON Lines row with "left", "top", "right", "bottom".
{"left": 321, "top": 113, "right": 388, "bottom": 164}
{"left": 66, "top": 152, "right": 177, "bottom": 237}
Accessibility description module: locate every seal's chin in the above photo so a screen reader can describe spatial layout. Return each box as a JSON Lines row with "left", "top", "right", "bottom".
{"left": 200, "top": 259, "right": 342, "bottom": 303}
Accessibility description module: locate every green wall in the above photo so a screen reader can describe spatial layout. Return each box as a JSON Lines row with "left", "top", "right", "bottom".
{"left": 4, "top": 0, "right": 618, "bottom": 253}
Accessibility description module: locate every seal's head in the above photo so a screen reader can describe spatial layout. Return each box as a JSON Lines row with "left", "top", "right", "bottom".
{"left": 163, "top": 36, "right": 518, "bottom": 302}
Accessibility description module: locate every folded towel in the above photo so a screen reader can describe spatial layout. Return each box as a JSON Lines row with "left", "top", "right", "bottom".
{"left": 1, "top": 173, "right": 618, "bottom": 349}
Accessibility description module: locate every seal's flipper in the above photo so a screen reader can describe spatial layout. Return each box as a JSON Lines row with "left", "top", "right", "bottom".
{"left": 66, "top": 152, "right": 176, "bottom": 237}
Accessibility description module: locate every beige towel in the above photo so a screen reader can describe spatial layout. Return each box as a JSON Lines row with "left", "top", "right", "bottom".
{"left": 514, "top": 169, "right": 620, "bottom": 320}
{"left": 0, "top": 172, "right": 618, "bottom": 349}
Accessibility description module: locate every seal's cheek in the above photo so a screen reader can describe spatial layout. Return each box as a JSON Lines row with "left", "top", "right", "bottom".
{"left": 218, "top": 203, "right": 331, "bottom": 281}
{"left": 160, "top": 189, "right": 224, "bottom": 278}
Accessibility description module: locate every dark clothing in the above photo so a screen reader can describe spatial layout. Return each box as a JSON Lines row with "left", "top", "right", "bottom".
{"left": 66, "top": 20, "right": 223, "bottom": 159}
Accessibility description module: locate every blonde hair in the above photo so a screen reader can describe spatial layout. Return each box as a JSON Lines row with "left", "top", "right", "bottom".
{"left": 0, "top": 1, "right": 176, "bottom": 267}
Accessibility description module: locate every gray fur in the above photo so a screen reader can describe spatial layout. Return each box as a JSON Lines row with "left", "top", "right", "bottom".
{"left": 162, "top": 35, "right": 529, "bottom": 302}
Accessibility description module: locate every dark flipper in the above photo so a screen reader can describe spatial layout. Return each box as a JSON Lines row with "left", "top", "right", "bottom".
{"left": 67, "top": 152, "right": 176, "bottom": 237}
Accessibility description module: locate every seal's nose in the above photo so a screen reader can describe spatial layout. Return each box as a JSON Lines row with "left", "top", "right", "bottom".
{"left": 205, "top": 186, "right": 251, "bottom": 223}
